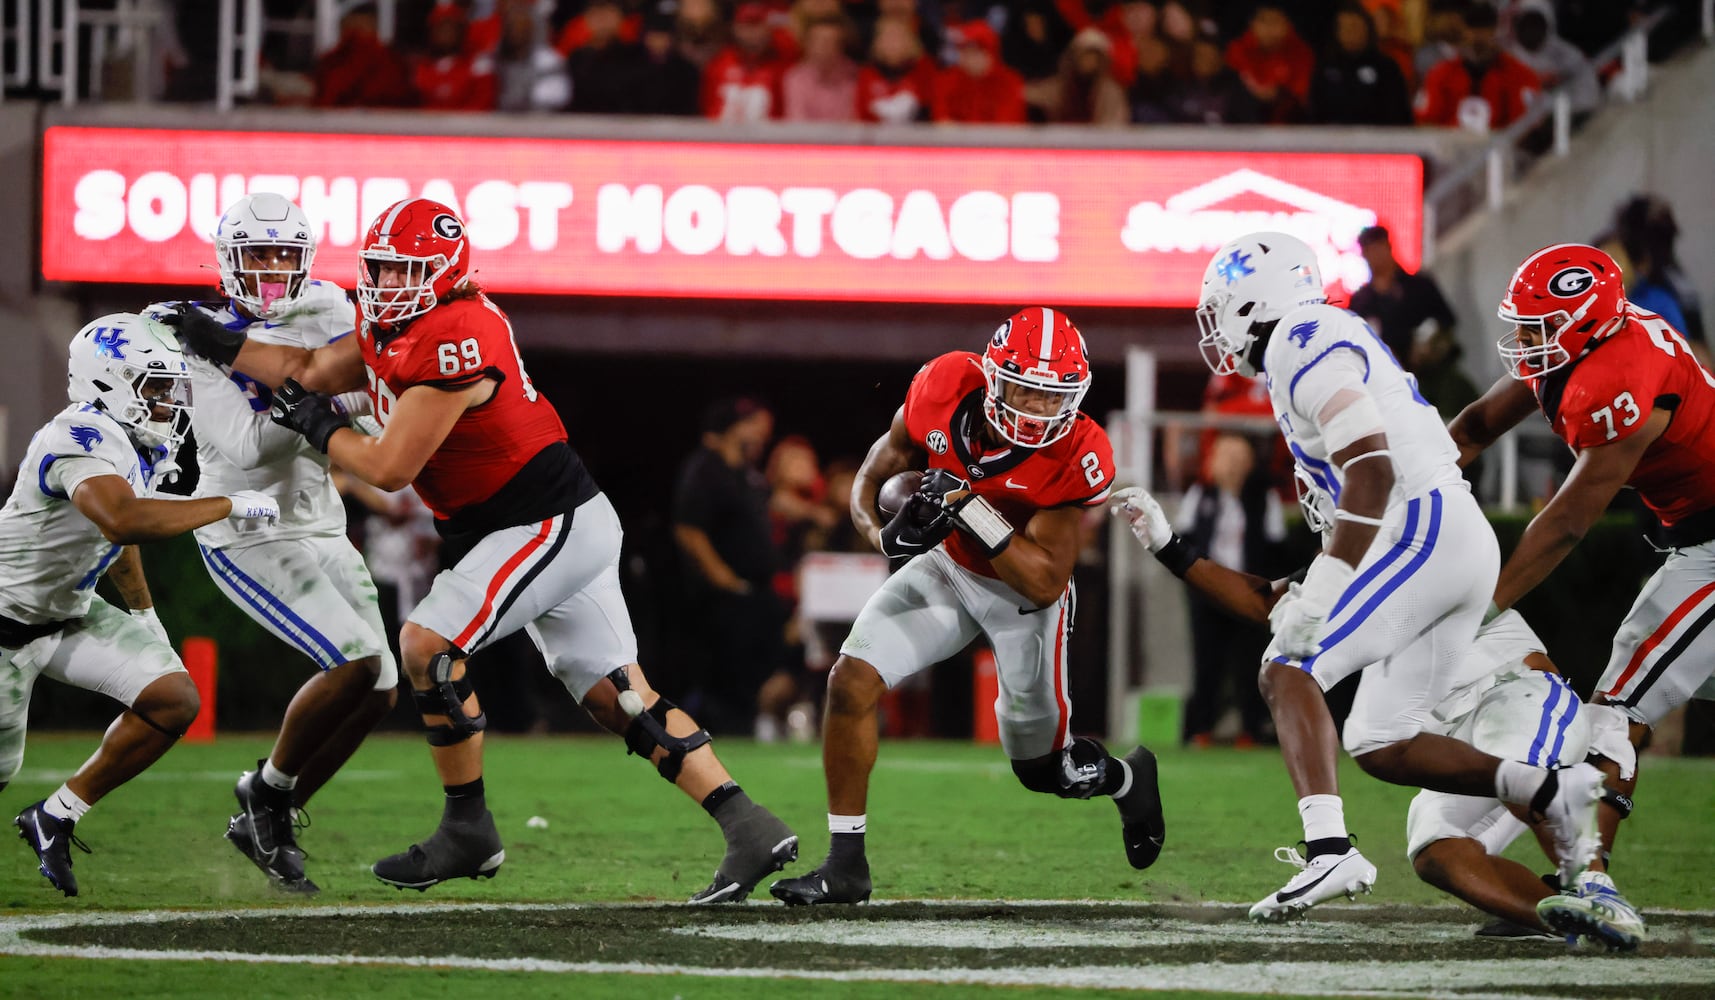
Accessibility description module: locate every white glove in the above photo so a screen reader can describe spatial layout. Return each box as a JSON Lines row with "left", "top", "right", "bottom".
{"left": 1269, "top": 555, "right": 1355, "bottom": 659}
{"left": 130, "top": 607, "right": 171, "bottom": 647}
{"left": 225, "top": 490, "right": 281, "bottom": 526}
{"left": 1107, "top": 486, "right": 1173, "bottom": 552}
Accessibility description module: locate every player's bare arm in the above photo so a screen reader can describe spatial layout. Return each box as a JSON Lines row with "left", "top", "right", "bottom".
{"left": 1493, "top": 407, "right": 1669, "bottom": 611}
{"left": 986, "top": 504, "right": 1083, "bottom": 609}
{"left": 104, "top": 545, "right": 154, "bottom": 610}
{"left": 70, "top": 475, "right": 238, "bottom": 543}
{"left": 853, "top": 406, "right": 925, "bottom": 549}
{"left": 327, "top": 379, "right": 492, "bottom": 491}
{"left": 1109, "top": 487, "right": 1284, "bottom": 623}
{"left": 1448, "top": 376, "right": 1539, "bottom": 469}
{"left": 1324, "top": 429, "right": 1393, "bottom": 570}
{"left": 164, "top": 303, "right": 367, "bottom": 394}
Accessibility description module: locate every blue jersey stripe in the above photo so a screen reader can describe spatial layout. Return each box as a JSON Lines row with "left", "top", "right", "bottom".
{"left": 201, "top": 545, "right": 344, "bottom": 668}
{"left": 1302, "top": 491, "right": 1443, "bottom": 674}
{"left": 1544, "top": 674, "right": 1580, "bottom": 766}
{"left": 1526, "top": 673, "right": 1565, "bottom": 766}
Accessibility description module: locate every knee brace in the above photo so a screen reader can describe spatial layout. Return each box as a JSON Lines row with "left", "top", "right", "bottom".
{"left": 1013, "top": 737, "right": 1110, "bottom": 800}
{"left": 610, "top": 669, "right": 710, "bottom": 782}
{"left": 412, "top": 650, "right": 486, "bottom": 747}
{"left": 1601, "top": 786, "right": 1634, "bottom": 820}
{"left": 131, "top": 706, "right": 187, "bottom": 740}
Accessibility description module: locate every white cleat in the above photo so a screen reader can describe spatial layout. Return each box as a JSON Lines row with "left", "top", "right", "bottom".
{"left": 1533, "top": 763, "right": 1604, "bottom": 886}
{"left": 1248, "top": 845, "right": 1378, "bottom": 923}
{"left": 1536, "top": 871, "right": 1647, "bottom": 951}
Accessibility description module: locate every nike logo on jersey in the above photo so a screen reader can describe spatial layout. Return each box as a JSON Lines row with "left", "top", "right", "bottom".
{"left": 385, "top": 348, "right": 402, "bottom": 357}
{"left": 1004, "top": 478, "right": 1029, "bottom": 489}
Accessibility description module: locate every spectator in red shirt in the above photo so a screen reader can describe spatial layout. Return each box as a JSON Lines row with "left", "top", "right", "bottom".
{"left": 855, "top": 14, "right": 936, "bottom": 123}
{"left": 1224, "top": 3, "right": 1314, "bottom": 122}
{"left": 702, "top": 2, "right": 787, "bottom": 121}
{"left": 314, "top": 5, "right": 414, "bottom": 108}
{"left": 782, "top": 14, "right": 859, "bottom": 121}
{"left": 931, "top": 21, "right": 1026, "bottom": 124}
{"left": 1100, "top": 0, "right": 1160, "bottom": 87}
{"left": 1415, "top": 2, "right": 1540, "bottom": 130}
{"left": 554, "top": 0, "right": 642, "bottom": 57}
{"left": 414, "top": 4, "right": 496, "bottom": 111}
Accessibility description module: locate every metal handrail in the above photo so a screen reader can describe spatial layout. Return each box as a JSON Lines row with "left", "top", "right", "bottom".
{"left": 1422, "top": 6, "right": 1677, "bottom": 264}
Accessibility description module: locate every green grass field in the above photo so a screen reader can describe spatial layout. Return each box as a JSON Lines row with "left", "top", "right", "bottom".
{"left": 2, "top": 733, "right": 1711, "bottom": 998}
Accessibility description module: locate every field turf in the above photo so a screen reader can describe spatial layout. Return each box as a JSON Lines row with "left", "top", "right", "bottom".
{"left": 1, "top": 733, "right": 1710, "bottom": 997}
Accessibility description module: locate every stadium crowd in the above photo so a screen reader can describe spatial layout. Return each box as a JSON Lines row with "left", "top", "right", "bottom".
{"left": 115, "top": 0, "right": 1679, "bottom": 128}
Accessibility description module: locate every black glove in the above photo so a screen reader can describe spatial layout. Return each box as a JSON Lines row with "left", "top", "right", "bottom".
{"left": 269, "top": 379, "right": 348, "bottom": 453}
{"left": 878, "top": 492, "right": 956, "bottom": 560}
{"left": 157, "top": 302, "right": 246, "bottom": 367}
{"left": 919, "top": 468, "right": 1014, "bottom": 558}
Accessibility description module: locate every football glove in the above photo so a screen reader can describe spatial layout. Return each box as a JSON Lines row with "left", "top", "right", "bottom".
{"left": 878, "top": 480, "right": 957, "bottom": 561}
{"left": 1268, "top": 554, "right": 1354, "bottom": 659}
{"left": 1108, "top": 486, "right": 1172, "bottom": 552}
{"left": 158, "top": 302, "right": 245, "bottom": 367}
{"left": 270, "top": 378, "right": 349, "bottom": 453}
{"left": 224, "top": 490, "right": 281, "bottom": 526}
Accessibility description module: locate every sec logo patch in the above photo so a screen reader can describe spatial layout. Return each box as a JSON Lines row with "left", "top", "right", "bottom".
{"left": 926, "top": 430, "right": 948, "bottom": 454}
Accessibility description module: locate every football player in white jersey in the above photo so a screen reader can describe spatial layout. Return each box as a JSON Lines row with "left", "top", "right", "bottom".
{"left": 148, "top": 193, "right": 395, "bottom": 893}
{"left": 1189, "top": 232, "right": 1607, "bottom": 922}
{"left": 1112, "top": 482, "right": 1647, "bottom": 949}
{"left": 7, "top": 313, "right": 280, "bottom": 896}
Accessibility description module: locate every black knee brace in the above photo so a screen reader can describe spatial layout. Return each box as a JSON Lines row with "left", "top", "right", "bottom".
{"left": 1602, "top": 787, "right": 1634, "bottom": 820}
{"left": 1012, "top": 737, "right": 1111, "bottom": 800}
{"left": 413, "top": 650, "right": 486, "bottom": 747}
{"left": 131, "top": 706, "right": 187, "bottom": 740}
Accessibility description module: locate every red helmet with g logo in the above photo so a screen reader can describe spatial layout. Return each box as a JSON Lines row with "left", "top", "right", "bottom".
{"left": 982, "top": 307, "right": 1092, "bottom": 448}
{"left": 357, "top": 198, "right": 471, "bottom": 327}
{"left": 1496, "top": 243, "right": 1628, "bottom": 379}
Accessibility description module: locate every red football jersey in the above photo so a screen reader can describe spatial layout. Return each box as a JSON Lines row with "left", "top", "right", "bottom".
{"left": 903, "top": 352, "right": 1115, "bottom": 578}
{"left": 1533, "top": 309, "right": 1715, "bottom": 527}
{"left": 358, "top": 294, "right": 568, "bottom": 520}
{"left": 702, "top": 48, "right": 785, "bottom": 121}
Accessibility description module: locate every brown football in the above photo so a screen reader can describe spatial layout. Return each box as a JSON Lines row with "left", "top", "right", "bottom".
{"left": 877, "top": 470, "right": 925, "bottom": 516}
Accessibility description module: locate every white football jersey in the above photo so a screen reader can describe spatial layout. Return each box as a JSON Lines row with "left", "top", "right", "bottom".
{"left": 1262, "top": 304, "right": 1464, "bottom": 513}
{"left": 146, "top": 280, "right": 354, "bottom": 550}
{"left": 0, "top": 406, "right": 168, "bottom": 623}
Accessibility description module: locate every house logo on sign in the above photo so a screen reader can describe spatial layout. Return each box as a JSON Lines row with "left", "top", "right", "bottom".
{"left": 1119, "top": 169, "right": 1378, "bottom": 299}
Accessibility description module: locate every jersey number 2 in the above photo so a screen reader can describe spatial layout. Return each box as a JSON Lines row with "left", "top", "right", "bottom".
{"left": 1080, "top": 452, "right": 1106, "bottom": 488}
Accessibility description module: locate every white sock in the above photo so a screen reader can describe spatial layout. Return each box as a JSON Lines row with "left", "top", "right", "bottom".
{"left": 1298, "top": 794, "right": 1348, "bottom": 843}
{"left": 44, "top": 785, "right": 91, "bottom": 823}
{"left": 1494, "top": 759, "right": 1543, "bottom": 807}
{"left": 828, "top": 813, "right": 867, "bottom": 835}
{"left": 261, "top": 759, "right": 297, "bottom": 792}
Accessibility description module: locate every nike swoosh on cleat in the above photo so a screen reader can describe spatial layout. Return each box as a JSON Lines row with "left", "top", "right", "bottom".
{"left": 1275, "top": 865, "right": 1340, "bottom": 903}
{"left": 34, "top": 816, "right": 53, "bottom": 852}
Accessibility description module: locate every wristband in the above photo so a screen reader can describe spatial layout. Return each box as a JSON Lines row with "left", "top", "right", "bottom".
{"left": 1153, "top": 533, "right": 1198, "bottom": 578}
{"left": 953, "top": 494, "right": 1015, "bottom": 557}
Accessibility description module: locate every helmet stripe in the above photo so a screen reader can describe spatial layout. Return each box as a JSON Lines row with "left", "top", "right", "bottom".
{"left": 1039, "top": 307, "right": 1054, "bottom": 360}
{"left": 378, "top": 199, "right": 413, "bottom": 241}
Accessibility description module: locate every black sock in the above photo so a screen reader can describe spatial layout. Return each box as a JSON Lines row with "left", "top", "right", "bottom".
{"left": 1099, "top": 757, "right": 1127, "bottom": 797}
{"left": 701, "top": 781, "right": 743, "bottom": 818}
{"left": 442, "top": 777, "right": 486, "bottom": 823}
{"left": 828, "top": 831, "right": 867, "bottom": 869}
{"left": 1306, "top": 835, "right": 1352, "bottom": 859}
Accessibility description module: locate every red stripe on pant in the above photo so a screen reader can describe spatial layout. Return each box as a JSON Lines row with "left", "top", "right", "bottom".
{"left": 453, "top": 518, "right": 555, "bottom": 650}
{"left": 1602, "top": 579, "right": 1715, "bottom": 699}
{"left": 1051, "top": 596, "right": 1070, "bottom": 751}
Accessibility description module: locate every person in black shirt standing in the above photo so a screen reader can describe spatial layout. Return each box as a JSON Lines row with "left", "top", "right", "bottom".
{"left": 1310, "top": 3, "right": 1412, "bottom": 125}
{"left": 672, "top": 397, "right": 787, "bottom": 734}
{"left": 1348, "top": 225, "right": 1457, "bottom": 370}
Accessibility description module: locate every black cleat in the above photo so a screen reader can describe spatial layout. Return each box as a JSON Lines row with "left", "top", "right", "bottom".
{"left": 372, "top": 810, "right": 505, "bottom": 891}
{"left": 770, "top": 861, "right": 873, "bottom": 905}
{"left": 226, "top": 812, "right": 319, "bottom": 894}
{"left": 228, "top": 766, "right": 312, "bottom": 890}
{"left": 15, "top": 800, "right": 90, "bottom": 897}
{"left": 689, "top": 804, "right": 799, "bottom": 904}
{"left": 1116, "top": 745, "right": 1165, "bottom": 870}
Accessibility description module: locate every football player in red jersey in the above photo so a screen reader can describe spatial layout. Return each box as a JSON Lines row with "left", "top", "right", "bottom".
{"left": 166, "top": 199, "right": 798, "bottom": 901}
{"left": 1449, "top": 243, "right": 1715, "bottom": 940}
{"left": 769, "top": 308, "right": 1165, "bottom": 906}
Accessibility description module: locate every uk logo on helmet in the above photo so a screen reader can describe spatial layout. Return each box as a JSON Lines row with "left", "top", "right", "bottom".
{"left": 432, "top": 214, "right": 464, "bottom": 240}
{"left": 1216, "top": 250, "right": 1255, "bottom": 285}
{"left": 91, "top": 327, "right": 128, "bottom": 359}
{"left": 1548, "top": 267, "right": 1596, "bottom": 297}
